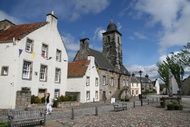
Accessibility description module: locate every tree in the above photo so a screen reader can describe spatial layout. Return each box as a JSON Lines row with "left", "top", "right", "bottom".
{"left": 164, "top": 56, "right": 184, "bottom": 95}
{"left": 157, "top": 62, "right": 171, "bottom": 96}
{"left": 172, "top": 42, "right": 190, "bottom": 67}
{"left": 157, "top": 43, "right": 188, "bottom": 96}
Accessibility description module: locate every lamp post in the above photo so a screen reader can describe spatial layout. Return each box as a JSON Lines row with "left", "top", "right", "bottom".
{"left": 139, "top": 70, "right": 143, "bottom": 106}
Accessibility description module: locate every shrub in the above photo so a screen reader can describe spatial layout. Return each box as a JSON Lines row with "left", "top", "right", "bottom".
{"left": 0, "top": 121, "right": 10, "bottom": 127}
{"left": 167, "top": 103, "right": 176, "bottom": 110}
{"left": 31, "top": 95, "right": 41, "bottom": 104}
{"left": 41, "top": 96, "right": 45, "bottom": 103}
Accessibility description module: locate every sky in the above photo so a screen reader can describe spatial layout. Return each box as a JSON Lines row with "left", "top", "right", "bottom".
{"left": 1, "top": 0, "right": 190, "bottom": 82}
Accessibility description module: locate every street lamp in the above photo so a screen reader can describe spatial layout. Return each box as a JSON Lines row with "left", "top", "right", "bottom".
{"left": 139, "top": 70, "right": 143, "bottom": 106}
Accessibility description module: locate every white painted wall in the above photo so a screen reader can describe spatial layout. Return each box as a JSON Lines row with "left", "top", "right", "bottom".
{"left": 130, "top": 82, "right": 141, "bottom": 96}
{"left": 171, "top": 76, "right": 179, "bottom": 94}
{"left": 0, "top": 14, "right": 68, "bottom": 109}
{"left": 154, "top": 80, "right": 160, "bottom": 94}
{"left": 67, "top": 56, "right": 99, "bottom": 103}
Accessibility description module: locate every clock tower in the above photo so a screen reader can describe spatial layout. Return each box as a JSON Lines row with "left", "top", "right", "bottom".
{"left": 102, "top": 20, "right": 122, "bottom": 71}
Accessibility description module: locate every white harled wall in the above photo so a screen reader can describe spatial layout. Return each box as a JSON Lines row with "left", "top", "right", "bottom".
{"left": 67, "top": 56, "right": 99, "bottom": 103}
{"left": 0, "top": 14, "right": 68, "bottom": 109}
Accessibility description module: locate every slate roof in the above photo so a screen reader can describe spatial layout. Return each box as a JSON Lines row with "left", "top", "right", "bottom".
{"left": 89, "top": 48, "right": 130, "bottom": 75}
{"left": 136, "top": 77, "right": 152, "bottom": 83}
{"left": 0, "top": 22, "right": 47, "bottom": 42}
{"left": 131, "top": 76, "right": 140, "bottom": 83}
{"left": 68, "top": 60, "right": 90, "bottom": 77}
{"left": 89, "top": 48, "right": 114, "bottom": 71}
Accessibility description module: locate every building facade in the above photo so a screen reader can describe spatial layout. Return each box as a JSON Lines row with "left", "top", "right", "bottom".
{"left": 67, "top": 56, "right": 99, "bottom": 103}
{"left": 74, "top": 20, "right": 131, "bottom": 101}
{"left": 0, "top": 12, "right": 68, "bottom": 109}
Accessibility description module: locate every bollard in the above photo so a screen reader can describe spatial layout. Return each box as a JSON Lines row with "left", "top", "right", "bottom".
{"left": 133, "top": 101, "right": 135, "bottom": 108}
{"left": 152, "top": 98, "right": 154, "bottom": 103}
{"left": 71, "top": 108, "right": 74, "bottom": 120}
{"left": 147, "top": 99, "right": 149, "bottom": 105}
{"left": 141, "top": 99, "right": 143, "bottom": 106}
{"left": 95, "top": 106, "right": 98, "bottom": 116}
{"left": 157, "top": 98, "right": 158, "bottom": 103}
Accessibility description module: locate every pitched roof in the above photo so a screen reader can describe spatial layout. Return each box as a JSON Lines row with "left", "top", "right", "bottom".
{"left": 89, "top": 48, "right": 114, "bottom": 70}
{"left": 88, "top": 48, "right": 130, "bottom": 75}
{"left": 131, "top": 76, "right": 140, "bottom": 83}
{"left": 136, "top": 77, "right": 152, "bottom": 83}
{"left": 68, "top": 60, "right": 90, "bottom": 77}
{"left": 0, "top": 22, "right": 47, "bottom": 42}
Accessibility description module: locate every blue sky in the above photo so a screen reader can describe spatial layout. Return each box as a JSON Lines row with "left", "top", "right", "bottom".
{"left": 1, "top": 0, "right": 190, "bottom": 81}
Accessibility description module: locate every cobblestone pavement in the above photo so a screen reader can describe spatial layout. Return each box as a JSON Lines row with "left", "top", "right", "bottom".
{"left": 1, "top": 95, "right": 190, "bottom": 127}
{"left": 54, "top": 104, "right": 190, "bottom": 127}
{"left": 43, "top": 95, "right": 190, "bottom": 127}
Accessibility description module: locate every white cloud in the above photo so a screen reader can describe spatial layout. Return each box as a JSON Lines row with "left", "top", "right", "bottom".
{"left": 0, "top": 10, "right": 22, "bottom": 24}
{"left": 70, "top": 0, "right": 110, "bottom": 21}
{"left": 3, "top": 0, "right": 110, "bottom": 22}
{"left": 62, "top": 34, "right": 79, "bottom": 51}
{"left": 134, "top": 32, "right": 148, "bottom": 40}
{"left": 126, "top": 64, "right": 159, "bottom": 80}
{"left": 117, "top": 22, "right": 122, "bottom": 30}
{"left": 93, "top": 27, "right": 106, "bottom": 41}
{"left": 134, "top": 0, "right": 190, "bottom": 55}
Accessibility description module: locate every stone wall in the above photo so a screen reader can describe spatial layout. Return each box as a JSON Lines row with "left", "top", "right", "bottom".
{"left": 16, "top": 87, "right": 31, "bottom": 108}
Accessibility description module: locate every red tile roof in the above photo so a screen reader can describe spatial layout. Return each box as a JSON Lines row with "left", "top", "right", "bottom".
{"left": 0, "top": 22, "right": 47, "bottom": 42}
{"left": 68, "top": 60, "right": 90, "bottom": 77}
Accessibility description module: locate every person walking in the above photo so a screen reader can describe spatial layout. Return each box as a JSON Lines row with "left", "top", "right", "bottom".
{"left": 46, "top": 93, "right": 52, "bottom": 114}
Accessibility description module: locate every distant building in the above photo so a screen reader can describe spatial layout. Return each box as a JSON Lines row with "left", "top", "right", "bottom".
{"left": 130, "top": 74, "right": 141, "bottom": 97}
{"left": 67, "top": 56, "right": 99, "bottom": 103}
{"left": 136, "top": 74, "right": 154, "bottom": 93}
{"left": 182, "top": 76, "right": 190, "bottom": 95}
{"left": 74, "top": 20, "right": 130, "bottom": 101}
{"left": 0, "top": 12, "right": 68, "bottom": 109}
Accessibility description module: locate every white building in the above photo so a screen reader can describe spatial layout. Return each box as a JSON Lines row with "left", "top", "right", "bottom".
{"left": 171, "top": 76, "right": 179, "bottom": 95}
{"left": 0, "top": 12, "right": 68, "bottom": 109}
{"left": 152, "top": 79, "right": 160, "bottom": 94}
{"left": 130, "top": 75, "right": 141, "bottom": 97}
{"left": 67, "top": 56, "right": 99, "bottom": 103}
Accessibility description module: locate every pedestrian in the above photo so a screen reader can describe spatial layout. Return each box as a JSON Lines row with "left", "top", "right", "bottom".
{"left": 46, "top": 93, "right": 52, "bottom": 114}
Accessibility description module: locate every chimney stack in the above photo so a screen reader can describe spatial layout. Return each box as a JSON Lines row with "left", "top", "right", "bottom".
{"left": 46, "top": 10, "right": 57, "bottom": 27}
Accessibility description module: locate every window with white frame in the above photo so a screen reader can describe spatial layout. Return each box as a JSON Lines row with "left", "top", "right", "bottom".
{"left": 40, "top": 64, "right": 47, "bottom": 81}
{"left": 86, "top": 91, "right": 90, "bottom": 100}
{"left": 102, "top": 75, "right": 106, "bottom": 86}
{"left": 22, "top": 61, "right": 32, "bottom": 80}
{"left": 132, "top": 83, "right": 134, "bottom": 87}
{"left": 95, "top": 91, "right": 98, "bottom": 99}
{"left": 25, "top": 38, "right": 33, "bottom": 53}
{"left": 1, "top": 66, "right": 8, "bottom": 76}
{"left": 110, "top": 77, "right": 114, "bottom": 86}
{"left": 55, "top": 68, "right": 61, "bottom": 83}
{"left": 95, "top": 77, "right": 98, "bottom": 87}
{"left": 56, "top": 49, "right": 61, "bottom": 62}
{"left": 54, "top": 89, "right": 60, "bottom": 98}
{"left": 41, "top": 44, "right": 48, "bottom": 58}
{"left": 86, "top": 76, "right": 90, "bottom": 86}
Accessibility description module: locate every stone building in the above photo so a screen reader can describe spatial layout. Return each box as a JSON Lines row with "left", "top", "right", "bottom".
{"left": 182, "top": 76, "right": 190, "bottom": 95}
{"left": 74, "top": 20, "right": 130, "bottom": 101}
